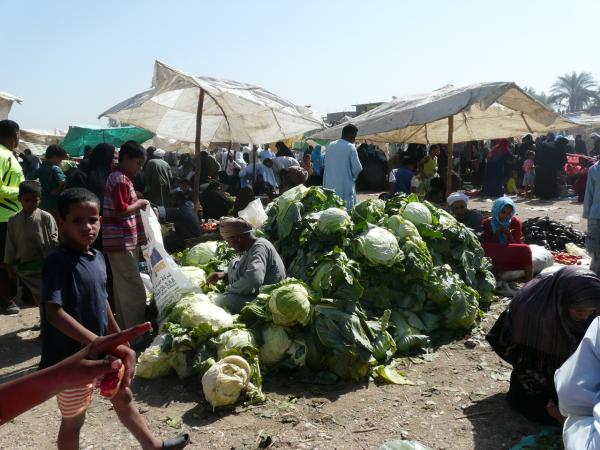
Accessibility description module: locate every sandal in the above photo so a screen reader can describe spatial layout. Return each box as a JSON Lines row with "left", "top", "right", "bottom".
{"left": 162, "top": 433, "right": 190, "bottom": 450}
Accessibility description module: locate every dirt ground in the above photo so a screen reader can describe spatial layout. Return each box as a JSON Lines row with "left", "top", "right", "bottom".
{"left": 0, "top": 196, "right": 586, "bottom": 450}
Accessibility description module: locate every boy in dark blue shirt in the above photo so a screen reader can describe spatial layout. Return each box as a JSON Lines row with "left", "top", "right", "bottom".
{"left": 41, "top": 188, "right": 189, "bottom": 450}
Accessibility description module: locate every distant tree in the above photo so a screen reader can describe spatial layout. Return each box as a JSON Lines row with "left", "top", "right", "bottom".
{"left": 549, "top": 71, "right": 599, "bottom": 112}
{"left": 523, "top": 86, "right": 552, "bottom": 109}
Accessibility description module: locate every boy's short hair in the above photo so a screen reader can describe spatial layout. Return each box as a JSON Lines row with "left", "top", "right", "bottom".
{"left": 118, "top": 140, "right": 146, "bottom": 162}
{"left": 57, "top": 188, "right": 101, "bottom": 219}
{"left": 18, "top": 180, "right": 42, "bottom": 197}
{"left": 0, "top": 120, "right": 19, "bottom": 139}
{"left": 45, "top": 144, "right": 68, "bottom": 160}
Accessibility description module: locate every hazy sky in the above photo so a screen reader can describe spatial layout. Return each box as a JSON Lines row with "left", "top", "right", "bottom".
{"left": 3, "top": 0, "right": 599, "bottom": 130}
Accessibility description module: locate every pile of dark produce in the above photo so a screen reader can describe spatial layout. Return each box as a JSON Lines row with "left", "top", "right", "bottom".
{"left": 522, "top": 217, "right": 585, "bottom": 251}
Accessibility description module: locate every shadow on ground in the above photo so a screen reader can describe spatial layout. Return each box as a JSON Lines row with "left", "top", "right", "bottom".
{"left": 0, "top": 313, "right": 41, "bottom": 384}
{"left": 464, "top": 393, "right": 541, "bottom": 450}
{"left": 133, "top": 368, "right": 366, "bottom": 428}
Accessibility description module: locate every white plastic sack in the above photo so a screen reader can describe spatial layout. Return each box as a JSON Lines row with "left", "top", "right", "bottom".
{"left": 140, "top": 208, "right": 198, "bottom": 323}
{"left": 530, "top": 244, "right": 554, "bottom": 275}
{"left": 238, "top": 198, "right": 267, "bottom": 228}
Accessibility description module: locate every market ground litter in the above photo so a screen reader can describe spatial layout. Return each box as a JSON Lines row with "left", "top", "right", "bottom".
{"left": 0, "top": 197, "right": 586, "bottom": 450}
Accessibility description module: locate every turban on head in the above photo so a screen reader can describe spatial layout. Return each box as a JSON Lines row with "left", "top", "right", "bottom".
{"left": 447, "top": 192, "right": 469, "bottom": 207}
{"left": 219, "top": 217, "right": 253, "bottom": 239}
{"left": 153, "top": 148, "right": 166, "bottom": 158}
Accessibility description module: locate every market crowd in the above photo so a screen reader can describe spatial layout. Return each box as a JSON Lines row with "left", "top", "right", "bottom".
{"left": 3, "top": 117, "right": 600, "bottom": 449}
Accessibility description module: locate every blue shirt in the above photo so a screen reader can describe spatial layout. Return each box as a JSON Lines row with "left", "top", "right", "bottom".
{"left": 391, "top": 167, "right": 415, "bottom": 195}
{"left": 40, "top": 246, "right": 108, "bottom": 368}
{"left": 584, "top": 162, "right": 600, "bottom": 219}
{"left": 322, "top": 139, "right": 363, "bottom": 209}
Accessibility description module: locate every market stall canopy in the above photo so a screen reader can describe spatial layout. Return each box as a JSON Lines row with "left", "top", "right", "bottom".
{"left": 20, "top": 128, "right": 66, "bottom": 145}
{"left": 60, "top": 125, "right": 154, "bottom": 157}
{"left": 99, "top": 60, "right": 324, "bottom": 145}
{"left": 18, "top": 128, "right": 67, "bottom": 156}
{"left": 0, "top": 91, "right": 23, "bottom": 120}
{"left": 313, "top": 82, "right": 579, "bottom": 143}
{"left": 562, "top": 112, "right": 600, "bottom": 128}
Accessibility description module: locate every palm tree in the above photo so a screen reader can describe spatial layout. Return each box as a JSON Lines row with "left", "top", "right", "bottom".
{"left": 523, "top": 86, "right": 552, "bottom": 109}
{"left": 549, "top": 72, "right": 599, "bottom": 112}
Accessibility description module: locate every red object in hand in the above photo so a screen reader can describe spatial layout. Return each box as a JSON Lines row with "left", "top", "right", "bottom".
{"left": 96, "top": 358, "right": 125, "bottom": 399}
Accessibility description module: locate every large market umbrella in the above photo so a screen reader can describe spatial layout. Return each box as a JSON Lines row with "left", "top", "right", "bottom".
{"left": 314, "top": 82, "right": 579, "bottom": 194}
{"left": 60, "top": 125, "right": 154, "bottom": 157}
{"left": 99, "top": 60, "right": 324, "bottom": 205}
{"left": 0, "top": 91, "right": 23, "bottom": 120}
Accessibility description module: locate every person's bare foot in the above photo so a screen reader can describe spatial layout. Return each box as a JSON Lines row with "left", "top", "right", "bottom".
{"left": 546, "top": 400, "right": 565, "bottom": 425}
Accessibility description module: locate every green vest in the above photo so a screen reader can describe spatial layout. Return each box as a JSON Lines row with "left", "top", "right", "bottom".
{"left": 0, "top": 145, "right": 23, "bottom": 222}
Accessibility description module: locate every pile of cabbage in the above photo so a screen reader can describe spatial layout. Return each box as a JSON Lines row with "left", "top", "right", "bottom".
{"left": 137, "top": 186, "right": 496, "bottom": 409}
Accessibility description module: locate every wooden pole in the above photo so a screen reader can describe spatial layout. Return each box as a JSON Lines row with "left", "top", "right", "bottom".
{"left": 252, "top": 145, "right": 257, "bottom": 184}
{"left": 193, "top": 88, "right": 205, "bottom": 212}
{"left": 446, "top": 115, "right": 454, "bottom": 197}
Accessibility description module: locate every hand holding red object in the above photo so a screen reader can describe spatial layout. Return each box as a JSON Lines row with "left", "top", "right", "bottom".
{"left": 0, "top": 322, "right": 151, "bottom": 425}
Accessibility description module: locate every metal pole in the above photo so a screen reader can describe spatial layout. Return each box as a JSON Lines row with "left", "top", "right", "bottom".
{"left": 446, "top": 115, "right": 454, "bottom": 197}
{"left": 193, "top": 88, "right": 205, "bottom": 211}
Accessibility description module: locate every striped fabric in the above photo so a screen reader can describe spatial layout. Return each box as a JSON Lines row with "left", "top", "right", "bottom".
{"left": 57, "top": 384, "right": 93, "bottom": 418}
{"left": 102, "top": 171, "right": 146, "bottom": 253}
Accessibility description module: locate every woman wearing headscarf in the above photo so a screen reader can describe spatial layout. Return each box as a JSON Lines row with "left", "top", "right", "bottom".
{"left": 487, "top": 267, "right": 600, "bottom": 425}
{"left": 535, "top": 136, "right": 568, "bottom": 199}
{"left": 482, "top": 139, "right": 511, "bottom": 198}
{"left": 275, "top": 141, "right": 294, "bottom": 158}
{"left": 85, "top": 144, "right": 115, "bottom": 209}
{"left": 446, "top": 192, "right": 483, "bottom": 233}
{"left": 481, "top": 197, "right": 533, "bottom": 282}
{"left": 206, "top": 217, "right": 286, "bottom": 313}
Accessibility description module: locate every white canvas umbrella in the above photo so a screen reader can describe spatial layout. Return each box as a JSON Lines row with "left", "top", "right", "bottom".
{"left": 100, "top": 60, "right": 323, "bottom": 204}
{"left": 314, "top": 82, "right": 579, "bottom": 194}
{"left": 0, "top": 91, "right": 23, "bottom": 120}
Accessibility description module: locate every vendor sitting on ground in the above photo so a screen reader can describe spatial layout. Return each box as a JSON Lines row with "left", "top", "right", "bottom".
{"left": 200, "top": 181, "right": 234, "bottom": 220}
{"left": 446, "top": 192, "right": 483, "bottom": 233}
{"left": 207, "top": 217, "right": 286, "bottom": 313}
{"left": 481, "top": 197, "right": 533, "bottom": 295}
{"left": 487, "top": 267, "right": 600, "bottom": 426}
{"left": 156, "top": 190, "right": 202, "bottom": 253}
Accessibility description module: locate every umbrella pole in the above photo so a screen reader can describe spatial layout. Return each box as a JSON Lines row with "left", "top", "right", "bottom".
{"left": 252, "top": 146, "right": 257, "bottom": 184}
{"left": 446, "top": 115, "right": 454, "bottom": 196}
{"left": 194, "top": 88, "right": 205, "bottom": 212}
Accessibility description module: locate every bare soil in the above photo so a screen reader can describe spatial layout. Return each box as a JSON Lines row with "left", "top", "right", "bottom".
{"left": 0, "top": 197, "right": 584, "bottom": 450}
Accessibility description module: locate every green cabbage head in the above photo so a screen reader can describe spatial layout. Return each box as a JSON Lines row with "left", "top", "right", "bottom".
{"left": 136, "top": 334, "right": 174, "bottom": 379}
{"left": 402, "top": 202, "right": 432, "bottom": 226}
{"left": 268, "top": 282, "right": 312, "bottom": 327}
{"left": 202, "top": 355, "right": 251, "bottom": 409}
{"left": 213, "top": 328, "right": 257, "bottom": 360}
{"left": 386, "top": 215, "right": 421, "bottom": 240}
{"left": 179, "top": 266, "right": 207, "bottom": 288}
{"left": 169, "top": 293, "right": 233, "bottom": 331}
{"left": 259, "top": 325, "right": 292, "bottom": 365}
{"left": 317, "top": 208, "right": 351, "bottom": 236}
{"left": 357, "top": 227, "right": 401, "bottom": 266}
{"left": 185, "top": 241, "right": 218, "bottom": 265}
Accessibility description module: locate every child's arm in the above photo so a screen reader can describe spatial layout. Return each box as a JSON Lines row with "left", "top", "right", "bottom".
{"left": 45, "top": 303, "right": 98, "bottom": 345}
{"left": 0, "top": 323, "right": 151, "bottom": 425}
{"left": 113, "top": 181, "right": 149, "bottom": 218}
